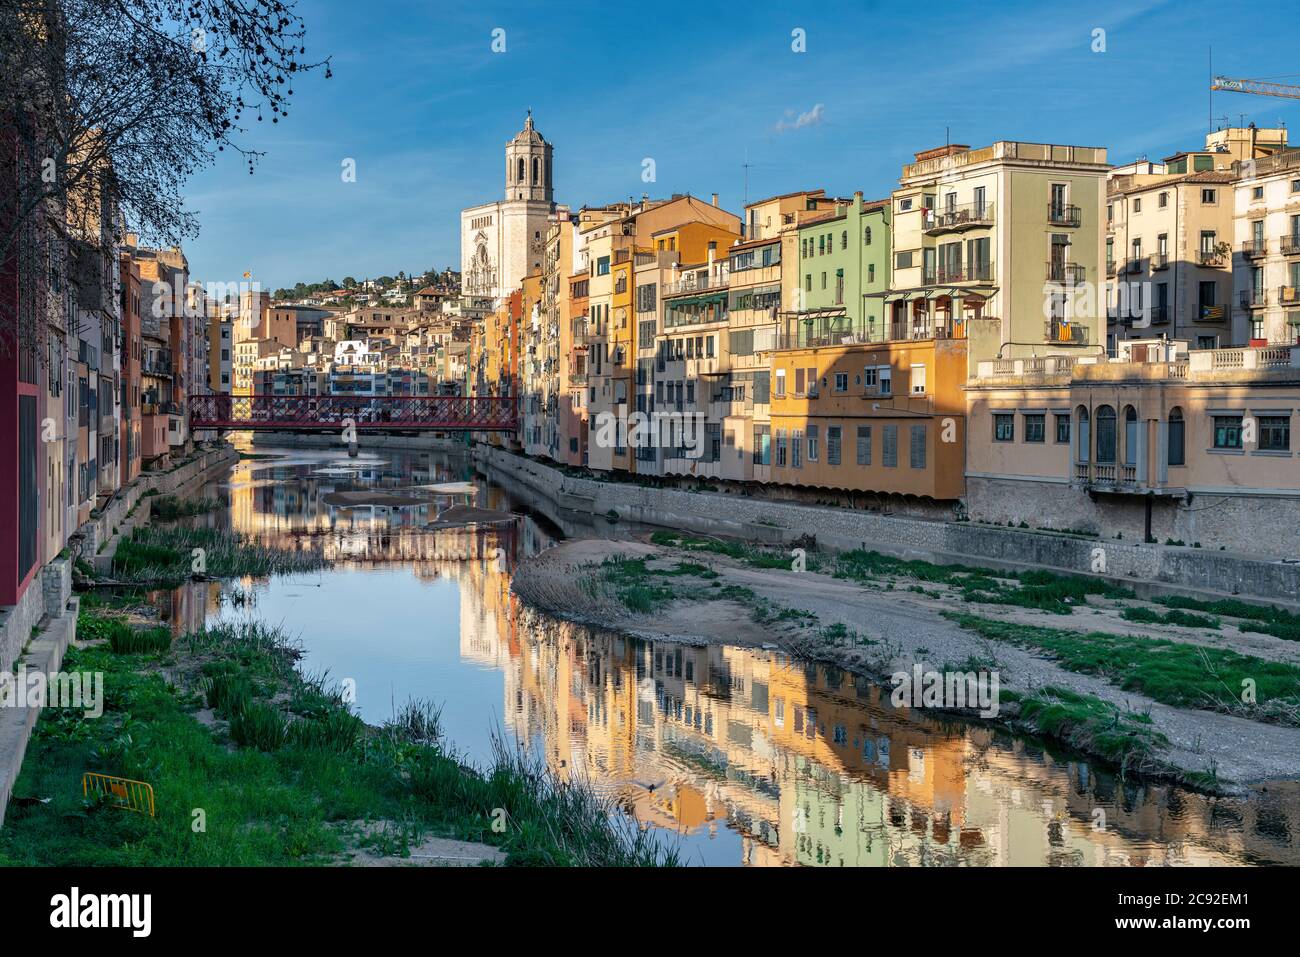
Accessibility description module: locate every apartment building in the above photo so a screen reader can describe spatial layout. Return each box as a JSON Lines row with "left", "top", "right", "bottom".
{"left": 583, "top": 195, "right": 741, "bottom": 473}
{"left": 119, "top": 252, "right": 143, "bottom": 485}
{"left": 882, "top": 141, "right": 1109, "bottom": 361}
{"left": 965, "top": 338, "right": 1300, "bottom": 555}
{"left": 1107, "top": 168, "right": 1235, "bottom": 350}
{"left": 1232, "top": 148, "right": 1300, "bottom": 345}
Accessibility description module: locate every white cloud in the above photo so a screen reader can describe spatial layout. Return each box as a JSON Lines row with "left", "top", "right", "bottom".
{"left": 774, "top": 103, "right": 825, "bottom": 134}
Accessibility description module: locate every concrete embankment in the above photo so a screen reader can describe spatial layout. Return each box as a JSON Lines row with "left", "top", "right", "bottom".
{"left": 475, "top": 444, "right": 1300, "bottom": 609}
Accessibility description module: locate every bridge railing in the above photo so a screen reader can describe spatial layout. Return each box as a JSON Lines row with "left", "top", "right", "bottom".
{"left": 188, "top": 394, "right": 518, "bottom": 431}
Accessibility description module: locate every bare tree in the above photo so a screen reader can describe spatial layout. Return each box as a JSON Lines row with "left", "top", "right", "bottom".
{"left": 0, "top": 0, "right": 331, "bottom": 352}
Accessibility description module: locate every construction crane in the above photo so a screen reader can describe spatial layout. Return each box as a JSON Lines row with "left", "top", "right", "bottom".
{"left": 1211, "top": 76, "right": 1300, "bottom": 100}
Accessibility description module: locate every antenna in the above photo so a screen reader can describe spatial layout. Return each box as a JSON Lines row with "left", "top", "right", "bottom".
{"left": 742, "top": 148, "right": 752, "bottom": 209}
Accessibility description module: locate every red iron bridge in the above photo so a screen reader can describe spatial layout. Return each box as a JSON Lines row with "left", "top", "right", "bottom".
{"left": 188, "top": 394, "right": 518, "bottom": 432}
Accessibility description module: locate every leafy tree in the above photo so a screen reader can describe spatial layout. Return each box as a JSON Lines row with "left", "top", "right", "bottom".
{"left": 0, "top": 0, "right": 331, "bottom": 347}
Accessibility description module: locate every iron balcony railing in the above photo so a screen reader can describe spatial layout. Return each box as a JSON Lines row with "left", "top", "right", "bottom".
{"left": 1045, "top": 321, "right": 1089, "bottom": 343}
{"left": 1282, "top": 235, "right": 1300, "bottom": 256}
{"left": 1239, "top": 289, "right": 1267, "bottom": 308}
{"left": 925, "top": 202, "right": 995, "bottom": 233}
{"left": 1279, "top": 285, "right": 1300, "bottom": 306}
{"left": 1151, "top": 252, "right": 1169, "bottom": 270}
{"left": 1048, "top": 203, "right": 1081, "bottom": 227}
{"left": 1242, "top": 240, "right": 1268, "bottom": 258}
{"left": 937, "top": 262, "right": 994, "bottom": 283}
{"left": 1047, "top": 261, "right": 1086, "bottom": 284}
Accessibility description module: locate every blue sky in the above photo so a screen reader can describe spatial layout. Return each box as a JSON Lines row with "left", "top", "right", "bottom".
{"left": 181, "top": 0, "right": 1296, "bottom": 292}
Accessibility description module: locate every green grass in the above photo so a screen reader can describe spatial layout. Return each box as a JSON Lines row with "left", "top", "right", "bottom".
{"left": 649, "top": 531, "right": 816, "bottom": 571}
{"left": 1120, "top": 606, "right": 1220, "bottom": 630}
{"left": 148, "top": 494, "right": 222, "bottom": 521}
{"left": 0, "top": 620, "right": 678, "bottom": 867}
{"left": 832, "top": 549, "right": 1133, "bottom": 614}
{"left": 947, "top": 612, "right": 1300, "bottom": 724}
{"left": 1004, "top": 686, "right": 1168, "bottom": 773}
{"left": 1155, "top": 595, "right": 1300, "bottom": 643}
{"left": 111, "top": 525, "right": 327, "bottom": 583}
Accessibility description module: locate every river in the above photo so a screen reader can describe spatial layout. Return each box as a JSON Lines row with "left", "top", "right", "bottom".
{"left": 149, "top": 437, "right": 1298, "bottom": 867}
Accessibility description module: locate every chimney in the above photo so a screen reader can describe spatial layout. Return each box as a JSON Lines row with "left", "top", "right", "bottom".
{"left": 711, "top": 193, "right": 719, "bottom": 207}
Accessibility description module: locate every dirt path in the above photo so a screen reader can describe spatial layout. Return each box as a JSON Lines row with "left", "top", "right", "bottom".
{"left": 511, "top": 538, "right": 1300, "bottom": 789}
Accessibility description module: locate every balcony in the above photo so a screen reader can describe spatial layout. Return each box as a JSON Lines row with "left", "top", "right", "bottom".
{"left": 1283, "top": 235, "right": 1300, "bottom": 256}
{"left": 1151, "top": 252, "right": 1169, "bottom": 271}
{"left": 1198, "top": 249, "right": 1225, "bottom": 267}
{"left": 1280, "top": 286, "right": 1300, "bottom": 306}
{"left": 1046, "top": 262, "right": 1086, "bottom": 284}
{"left": 1044, "top": 321, "right": 1089, "bottom": 344}
{"left": 925, "top": 201, "right": 995, "bottom": 234}
{"left": 663, "top": 271, "right": 729, "bottom": 295}
{"left": 1105, "top": 260, "right": 1117, "bottom": 277}
{"left": 1239, "top": 289, "right": 1267, "bottom": 309}
{"left": 937, "top": 262, "right": 995, "bottom": 284}
{"left": 1122, "top": 259, "right": 1144, "bottom": 275}
{"left": 1148, "top": 304, "right": 1170, "bottom": 324}
{"left": 1242, "top": 240, "right": 1268, "bottom": 259}
{"left": 1047, "top": 203, "right": 1081, "bottom": 227}
{"left": 1075, "top": 462, "right": 1139, "bottom": 488}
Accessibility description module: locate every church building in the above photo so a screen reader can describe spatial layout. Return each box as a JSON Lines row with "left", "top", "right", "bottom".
{"left": 460, "top": 112, "right": 556, "bottom": 302}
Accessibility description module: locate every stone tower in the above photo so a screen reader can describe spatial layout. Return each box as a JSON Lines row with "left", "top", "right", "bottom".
{"left": 504, "top": 110, "right": 553, "bottom": 203}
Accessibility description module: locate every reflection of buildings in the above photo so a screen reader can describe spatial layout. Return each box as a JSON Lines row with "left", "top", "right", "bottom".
{"left": 485, "top": 601, "right": 1298, "bottom": 867}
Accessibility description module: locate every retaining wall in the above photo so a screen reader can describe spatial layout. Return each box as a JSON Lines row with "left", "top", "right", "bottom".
{"left": 476, "top": 445, "right": 1300, "bottom": 607}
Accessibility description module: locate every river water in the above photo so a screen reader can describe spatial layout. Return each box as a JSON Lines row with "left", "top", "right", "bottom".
{"left": 153, "top": 438, "right": 1297, "bottom": 867}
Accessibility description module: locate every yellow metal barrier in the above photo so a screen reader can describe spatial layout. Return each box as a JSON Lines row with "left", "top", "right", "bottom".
{"left": 82, "top": 772, "right": 155, "bottom": 817}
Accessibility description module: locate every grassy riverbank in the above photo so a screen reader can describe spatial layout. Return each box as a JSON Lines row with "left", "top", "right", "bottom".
{"left": 0, "top": 608, "right": 677, "bottom": 867}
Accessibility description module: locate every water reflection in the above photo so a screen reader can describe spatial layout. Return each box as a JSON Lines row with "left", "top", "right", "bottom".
{"left": 153, "top": 440, "right": 1297, "bottom": 867}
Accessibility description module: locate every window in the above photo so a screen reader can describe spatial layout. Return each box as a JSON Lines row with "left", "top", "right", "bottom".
{"left": 1077, "top": 406, "right": 1090, "bottom": 462}
{"left": 792, "top": 429, "right": 802, "bottom": 468}
{"left": 1200, "top": 188, "right": 1216, "bottom": 204}
{"left": 993, "top": 413, "right": 1014, "bottom": 442}
{"left": 1095, "top": 406, "right": 1117, "bottom": 462}
{"left": 827, "top": 426, "right": 841, "bottom": 465}
{"left": 1259, "top": 415, "right": 1291, "bottom": 452}
{"left": 1213, "top": 415, "right": 1242, "bottom": 450}
{"left": 753, "top": 425, "right": 771, "bottom": 465}
{"left": 807, "top": 425, "right": 818, "bottom": 462}
{"left": 856, "top": 425, "right": 872, "bottom": 465}
{"left": 775, "top": 429, "right": 787, "bottom": 466}
{"left": 878, "top": 367, "right": 892, "bottom": 395}
{"left": 910, "top": 363, "right": 926, "bottom": 394}
{"left": 882, "top": 425, "right": 898, "bottom": 467}
{"left": 1123, "top": 406, "right": 1138, "bottom": 465}
{"left": 841, "top": 230, "right": 848, "bottom": 250}
{"left": 1253, "top": 186, "right": 1265, "bottom": 200}
{"left": 774, "top": 368, "right": 786, "bottom": 397}
{"left": 898, "top": 198, "right": 913, "bottom": 212}
{"left": 1055, "top": 413, "right": 1070, "bottom": 444}
{"left": 1024, "top": 413, "right": 1045, "bottom": 443}
{"left": 596, "top": 256, "right": 610, "bottom": 276}
{"left": 909, "top": 425, "right": 926, "bottom": 469}
{"left": 834, "top": 372, "right": 848, "bottom": 392}
{"left": 862, "top": 367, "right": 877, "bottom": 390}
{"left": 895, "top": 251, "right": 913, "bottom": 269}
{"left": 1167, "top": 408, "right": 1185, "bottom": 465}
{"left": 863, "top": 226, "right": 872, "bottom": 245}
{"left": 1133, "top": 197, "right": 1141, "bottom": 213}
{"left": 1158, "top": 191, "right": 1168, "bottom": 208}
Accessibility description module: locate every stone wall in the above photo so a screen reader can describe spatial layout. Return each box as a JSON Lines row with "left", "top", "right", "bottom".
{"left": 477, "top": 445, "right": 1300, "bottom": 607}
{"left": 967, "top": 475, "right": 1300, "bottom": 558}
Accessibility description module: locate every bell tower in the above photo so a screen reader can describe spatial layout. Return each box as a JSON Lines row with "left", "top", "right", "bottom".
{"left": 504, "top": 110, "right": 553, "bottom": 203}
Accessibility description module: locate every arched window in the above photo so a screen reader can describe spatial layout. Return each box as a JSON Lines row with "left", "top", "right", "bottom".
{"left": 1076, "top": 406, "right": 1090, "bottom": 462}
{"left": 1095, "top": 405, "right": 1116, "bottom": 464}
{"left": 841, "top": 230, "right": 848, "bottom": 250}
{"left": 1168, "top": 407, "right": 1185, "bottom": 466}
{"left": 517, "top": 157, "right": 525, "bottom": 183}
{"left": 1123, "top": 406, "right": 1138, "bottom": 465}
{"left": 532, "top": 157, "right": 539, "bottom": 184}
{"left": 863, "top": 226, "right": 872, "bottom": 245}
